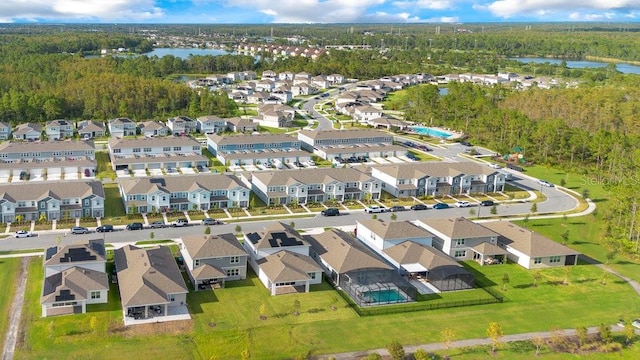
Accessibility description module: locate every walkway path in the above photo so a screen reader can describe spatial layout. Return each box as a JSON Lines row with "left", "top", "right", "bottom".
{"left": 2, "top": 257, "right": 29, "bottom": 360}
{"left": 315, "top": 326, "right": 637, "bottom": 359}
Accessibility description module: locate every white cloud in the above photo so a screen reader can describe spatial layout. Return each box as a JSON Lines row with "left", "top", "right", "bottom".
{"left": 484, "top": 0, "right": 640, "bottom": 19}
{"left": 0, "top": 0, "right": 164, "bottom": 22}
{"left": 392, "top": 0, "right": 455, "bottom": 10}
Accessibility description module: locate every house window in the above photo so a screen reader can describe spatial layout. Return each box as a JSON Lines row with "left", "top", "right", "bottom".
{"left": 143, "top": 147, "right": 152, "bottom": 152}
{"left": 309, "top": 272, "right": 316, "bottom": 280}
{"left": 230, "top": 256, "right": 239, "bottom": 264}
{"left": 195, "top": 259, "right": 200, "bottom": 266}
{"left": 173, "top": 146, "right": 181, "bottom": 151}
{"left": 113, "top": 149, "right": 121, "bottom": 153}
{"left": 169, "top": 294, "right": 175, "bottom": 302}
{"left": 163, "top": 147, "right": 171, "bottom": 152}
{"left": 550, "top": 256, "right": 561, "bottom": 263}
{"left": 90, "top": 291, "right": 101, "bottom": 299}
{"left": 455, "top": 239, "right": 465, "bottom": 246}
{"left": 534, "top": 257, "right": 542, "bottom": 264}
{"left": 133, "top": 148, "right": 141, "bottom": 153}
{"left": 226, "top": 268, "right": 239, "bottom": 276}
{"left": 454, "top": 250, "right": 466, "bottom": 258}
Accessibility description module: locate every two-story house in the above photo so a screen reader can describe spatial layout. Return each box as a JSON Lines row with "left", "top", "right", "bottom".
{"left": 46, "top": 119, "right": 74, "bottom": 140}
{"left": 243, "top": 222, "right": 322, "bottom": 295}
{"left": 0, "top": 122, "right": 12, "bottom": 140}
{"left": 196, "top": 115, "right": 227, "bottom": 134}
{"left": 41, "top": 239, "right": 109, "bottom": 317}
{"left": 0, "top": 180, "right": 104, "bottom": 223}
{"left": 108, "top": 118, "right": 137, "bottom": 138}
{"left": 297, "top": 129, "right": 404, "bottom": 160}
{"left": 118, "top": 174, "right": 250, "bottom": 214}
{"left": 248, "top": 167, "right": 382, "bottom": 206}
{"left": 415, "top": 217, "right": 506, "bottom": 262}
{"left": 167, "top": 116, "right": 197, "bottom": 136}
{"left": 355, "top": 219, "right": 433, "bottom": 250}
{"left": 206, "top": 133, "right": 309, "bottom": 167}
{"left": 181, "top": 233, "right": 249, "bottom": 290}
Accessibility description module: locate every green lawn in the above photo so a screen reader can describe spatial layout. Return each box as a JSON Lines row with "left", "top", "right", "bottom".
{"left": 103, "top": 183, "right": 126, "bottom": 218}
{"left": 0, "top": 258, "right": 21, "bottom": 351}
{"left": 12, "top": 254, "right": 640, "bottom": 359}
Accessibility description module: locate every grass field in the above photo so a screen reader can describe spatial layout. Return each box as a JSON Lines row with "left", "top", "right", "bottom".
{"left": 0, "top": 257, "right": 21, "bottom": 351}
{"left": 13, "top": 253, "right": 640, "bottom": 359}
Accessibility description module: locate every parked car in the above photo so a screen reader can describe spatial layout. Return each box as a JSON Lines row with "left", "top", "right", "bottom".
{"left": 455, "top": 201, "right": 472, "bottom": 208}
{"left": 460, "top": 140, "right": 472, "bottom": 146}
{"left": 14, "top": 230, "right": 33, "bottom": 238}
{"left": 126, "top": 222, "right": 143, "bottom": 231}
{"left": 70, "top": 226, "right": 89, "bottom": 235}
{"left": 538, "top": 179, "right": 554, "bottom": 187}
{"left": 480, "top": 200, "right": 495, "bottom": 207}
{"left": 202, "top": 218, "right": 222, "bottom": 225}
{"left": 364, "top": 205, "right": 387, "bottom": 214}
{"left": 321, "top": 208, "right": 340, "bottom": 216}
{"left": 410, "top": 204, "right": 429, "bottom": 211}
{"left": 432, "top": 203, "right": 450, "bottom": 210}
{"left": 488, "top": 163, "right": 502, "bottom": 169}
{"left": 96, "top": 224, "right": 114, "bottom": 233}
{"left": 389, "top": 205, "right": 407, "bottom": 212}
{"left": 307, "top": 159, "right": 316, "bottom": 166}
{"left": 172, "top": 218, "right": 189, "bottom": 227}
{"left": 148, "top": 220, "right": 166, "bottom": 229}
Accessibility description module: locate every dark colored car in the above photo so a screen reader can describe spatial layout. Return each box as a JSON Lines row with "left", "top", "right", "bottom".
{"left": 202, "top": 218, "right": 222, "bottom": 226}
{"left": 480, "top": 200, "right": 495, "bottom": 206}
{"left": 432, "top": 203, "right": 450, "bottom": 210}
{"left": 321, "top": 208, "right": 340, "bottom": 216}
{"left": 460, "top": 141, "right": 472, "bottom": 146}
{"left": 389, "top": 205, "right": 407, "bottom": 212}
{"left": 410, "top": 204, "right": 429, "bottom": 211}
{"left": 126, "top": 222, "right": 143, "bottom": 230}
{"left": 96, "top": 224, "right": 114, "bottom": 233}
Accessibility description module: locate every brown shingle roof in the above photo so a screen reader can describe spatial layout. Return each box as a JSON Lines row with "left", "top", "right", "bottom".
{"left": 419, "top": 217, "right": 498, "bottom": 239}
{"left": 357, "top": 220, "right": 433, "bottom": 240}
{"left": 305, "top": 229, "right": 391, "bottom": 273}
{"left": 384, "top": 241, "right": 462, "bottom": 271}
{"left": 41, "top": 267, "right": 108, "bottom": 304}
{"left": 245, "top": 222, "right": 308, "bottom": 249}
{"left": 181, "top": 233, "right": 246, "bottom": 259}
{"left": 256, "top": 250, "right": 321, "bottom": 282}
{"left": 482, "top": 221, "right": 580, "bottom": 257}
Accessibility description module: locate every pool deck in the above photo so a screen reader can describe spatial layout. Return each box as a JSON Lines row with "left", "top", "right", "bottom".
{"left": 406, "top": 126, "right": 464, "bottom": 140}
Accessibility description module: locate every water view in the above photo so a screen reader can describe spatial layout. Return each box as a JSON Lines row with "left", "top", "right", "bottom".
{"left": 410, "top": 126, "right": 453, "bottom": 139}
{"left": 509, "top": 57, "right": 640, "bottom": 74}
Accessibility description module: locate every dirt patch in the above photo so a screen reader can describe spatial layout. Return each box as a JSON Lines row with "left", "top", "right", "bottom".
{"left": 115, "top": 320, "right": 194, "bottom": 338}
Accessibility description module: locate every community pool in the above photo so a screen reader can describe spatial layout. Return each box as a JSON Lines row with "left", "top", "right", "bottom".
{"left": 362, "top": 289, "right": 406, "bottom": 303}
{"left": 410, "top": 126, "right": 452, "bottom": 139}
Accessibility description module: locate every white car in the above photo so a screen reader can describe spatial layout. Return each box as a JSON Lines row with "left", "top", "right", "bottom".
{"left": 364, "top": 205, "right": 387, "bottom": 214}
{"left": 538, "top": 179, "right": 554, "bottom": 187}
{"left": 488, "top": 163, "right": 502, "bottom": 169}
{"left": 14, "top": 230, "right": 33, "bottom": 238}
{"left": 455, "top": 201, "right": 472, "bottom": 208}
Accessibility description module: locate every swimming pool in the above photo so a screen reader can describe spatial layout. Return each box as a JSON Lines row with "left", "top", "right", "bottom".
{"left": 410, "top": 126, "right": 452, "bottom": 139}
{"left": 362, "top": 289, "right": 407, "bottom": 303}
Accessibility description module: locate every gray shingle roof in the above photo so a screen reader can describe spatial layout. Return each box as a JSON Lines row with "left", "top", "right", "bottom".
{"left": 0, "top": 180, "right": 104, "bottom": 202}
{"left": 41, "top": 267, "right": 108, "bottom": 304}
{"left": 482, "top": 221, "right": 580, "bottom": 257}
{"left": 384, "top": 241, "right": 463, "bottom": 271}
{"left": 181, "top": 233, "right": 246, "bottom": 259}
{"left": 118, "top": 174, "right": 246, "bottom": 195}
{"left": 245, "top": 222, "right": 308, "bottom": 249}
{"left": 419, "top": 217, "right": 498, "bottom": 239}
{"left": 357, "top": 220, "right": 433, "bottom": 240}
{"left": 256, "top": 250, "right": 321, "bottom": 282}
{"left": 114, "top": 245, "right": 188, "bottom": 307}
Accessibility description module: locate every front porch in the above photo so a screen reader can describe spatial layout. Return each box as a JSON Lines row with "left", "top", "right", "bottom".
{"left": 471, "top": 242, "right": 508, "bottom": 266}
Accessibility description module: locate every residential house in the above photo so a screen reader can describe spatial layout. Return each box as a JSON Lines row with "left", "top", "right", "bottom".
{"left": 253, "top": 104, "right": 295, "bottom": 128}
{"left": 181, "top": 233, "right": 249, "bottom": 290}
{"left": 77, "top": 120, "right": 106, "bottom": 139}
{"left": 138, "top": 121, "right": 169, "bottom": 138}
{"left": 353, "top": 105, "right": 383, "bottom": 122}
{"left": 355, "top": 219, "right": 433, "bottom": 250}
{"left": 114, "top": 245, "right": 189, "bottom": 322}
{"left": 13, "top": 123, "right": 42, "bottom": 141}
{"left": 46, "top": 119, "right": 75, "bottom": 140}
{"left": 107, "top": 136, "right": 207, "bottom": 171}
{"left": 291, "top": 83, "right": 317, "bottom": 97}
{"left": 108, "top": 118, "right": 137, "bottom": 138}
{"left": 311, "top": 75, "right": 330, "bottom": 89}
{"left": 326, "top": 74, "right": 345, "bottom": 85}
{"left": 255, "top": 79, "right": 276, "bottom": 93}
{"left": 371, "top": 162, "right": 506, "bottom": 198}
{"left": 248, "top": 167, "right": 382, "bottom": 206}
{"left": 246, "top": 91, "right": 270, "bottom": 104}
{"left": 0, "top": 122, "right": 11, "bottom": 140}
{"left": 278, "top": 71, "right": 294, "bottom": 81}
{"left": 225, "top": 117, "right": 258, "bottom": 133}
{"left": 243, "top": 222, "right": 322, "bottom": 295}
{"left": 365, "top": 117, "right": 408, "bottom": 131}
{"left": 41, "top": 239, "right": 108, "bottom": 317}
{"left": 297, "top": 129, "right": 403, "bottom": 160}
{"left": 118, "top": 174, "right": 250, "bottom": 214}
{"left": 0, "top": 140, "right": 96, "bottom": 180}
{"left": 270, "top": 88, "right": 292, "bottom": 103}
{"left": 206, "top": 133, "right": 308, "bottom": 167}
{"left": 196, "top": 115, "right": 226, "bottom": 134}
{"left": 261, "top": 70, "right": 277, "bottom": 80}
{"left": 167, "top": 116, "right": 197, "bottom": 136}
{"left": 482, "top": 221, "right": 579, "bottom": 269}
{"left": 0, "top": 180, "right": 105, "bottom": 223}
{"left": 415, "top": 217, "right": 506, "bottom": 263}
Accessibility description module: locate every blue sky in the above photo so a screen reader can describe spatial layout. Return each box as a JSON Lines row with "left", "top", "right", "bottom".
{"left": 1, "top": 0, "right": 639, "bottom": 24}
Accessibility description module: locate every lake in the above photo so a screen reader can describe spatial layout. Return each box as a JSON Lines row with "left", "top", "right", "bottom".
{"left": 144, "top": 48, "right": 233, "bottom": 59}
{"left": 509, "top": 57, "right": 640, "bottom": 75}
